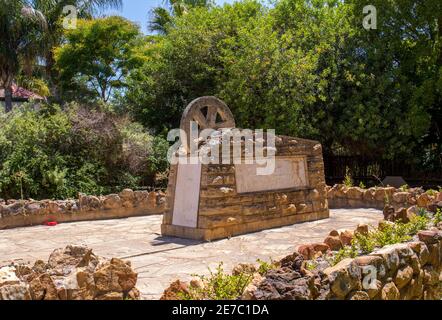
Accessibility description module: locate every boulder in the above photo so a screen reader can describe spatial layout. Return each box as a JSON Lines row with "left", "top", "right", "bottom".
{"left": 339, "top": 230, "right": 354, "bottom": 246}
{"left": 348, "top": 290, "right": 370, "bottom": 300}
{"left": 103, "top": 194, "right": 121, "bottom": 210}
{"left": 416, "top": 193, "right": 430, "bottom": 208}
{"left": 417, "top": 230, "right": 442, "bottom": 245}
{"left": 355, "top": 224, "right": 369, "bottom": 236}
{"left": 94, "top": 258, "right": 138, "bottom": 294}
{"left": 381, "top": 282, "right": 400, "bottom": 300}
{"left": 324, "top": 258, "right": 362, "bottom": 298}
{"left": 394, "top": 266, "right": 413, "bottom": 289}
{"left": 324, "top": 236, "right": 343, "bottom": 251}
{"left": 392, "top": 192, "right": 409, "bottom": 204}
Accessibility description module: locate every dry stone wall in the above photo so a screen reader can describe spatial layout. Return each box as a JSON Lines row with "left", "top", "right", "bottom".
{"left": 0, "top": 189, "right": 166, "bottom": 229}
{"left": 326, "top": 184, "right": 441, "bottom": 211}
{"left": 246, "top": 228, "right": 442, "bottom": 300}
{"left": 0, "top": 245, "right": 140, "bottom": 300}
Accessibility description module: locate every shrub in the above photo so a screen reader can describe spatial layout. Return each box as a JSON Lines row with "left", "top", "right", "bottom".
{"left": 343, "top": 167, "right": 353, "bottom": 187}
{"left": 0, "top": 103, "right": 169, "bottom": 199}
{"left": 332, "top": 215, "right": 432, "bottom": 265}
{"left": 179, "top": 263, "right": 253, "bottom": 300}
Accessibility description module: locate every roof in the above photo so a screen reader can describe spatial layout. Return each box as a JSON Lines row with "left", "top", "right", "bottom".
{"left": 0, "top": 84, "right": 44, "bottom": 101}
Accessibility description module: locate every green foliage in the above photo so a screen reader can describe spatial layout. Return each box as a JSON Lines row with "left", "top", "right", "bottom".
{"left": 343, "top": 167, "right": 353, "bottom": 187}
{"left": 433, "top": 209, "right": 442, "bottom": 226}
{"left": 54, "top": 16, "right": 142, "bottom": 103}
{"left": 126, "top": 0, "right": 441, "bottom": 170}
{"left": 256, "top": 259, "right": 277, "bottom": 275}
{"left": 333, "top": 215, "right": 432, "bottom": 265}
{"left": 399, "top": 185, "right": 410, "bottom": 192}
{"left": 179, "top": 263, "right": 253, "bottom": 300}
{"left": 358, "top": 181, "right": 366, "bottom": 189}
{"left": 0, "top": 104, "right": 167, "bottom": 199}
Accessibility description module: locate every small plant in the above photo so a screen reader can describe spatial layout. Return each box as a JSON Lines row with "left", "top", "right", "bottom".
{"left": 433, "top": 209, "right": 442, "bottom": 226}
{"left": 256, "top": 259, "right": 277, "bottom": 275}
{"left": 359, "top": 181, "right": 366, "bottom": 189}
{"left": 305, "top": 260, "right": 318, "bottom": 271}
{"left": 178, "top": 263, "right": 253, "bottom": 300}
{"left": 425, "top": 189, "right": 438, "bottom": 197}
{"left": 343, "top": 167, "right": 353, "bottom": 187}
{"left": 332, "top": 245, "right": 358, "bottom": 265}
{"left": 399, "top": 184, "right": 409, "bottom": 192}
{"left": 331, "top": 215, "right": 432, "bottom": 266}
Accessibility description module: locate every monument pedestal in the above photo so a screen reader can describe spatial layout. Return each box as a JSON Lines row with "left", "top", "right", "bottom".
{"left": 161, "top": 97, "right": 329, "bottom": 241}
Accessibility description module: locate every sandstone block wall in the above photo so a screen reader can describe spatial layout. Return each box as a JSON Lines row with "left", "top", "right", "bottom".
{"left": 0, "top": 189, "right": 166, "bottom": 230}
{"left": 162, "top": 136, "right": 329, "bottom": 241}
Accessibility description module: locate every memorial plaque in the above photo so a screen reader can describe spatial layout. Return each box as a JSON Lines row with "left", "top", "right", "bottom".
{"left": 172, "top": 163, "right": 202, "bottom": 228}
{"left": 235, "top": 157, "right": 308, "bottom": 194}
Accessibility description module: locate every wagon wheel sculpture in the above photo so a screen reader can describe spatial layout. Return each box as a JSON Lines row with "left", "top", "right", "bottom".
{"left": 180, "top": 96, "right": 236, "bottom": 152}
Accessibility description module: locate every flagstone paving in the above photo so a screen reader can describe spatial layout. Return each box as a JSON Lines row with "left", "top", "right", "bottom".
{"left": 0, "top": 208, "right": 382, "bottom": 299}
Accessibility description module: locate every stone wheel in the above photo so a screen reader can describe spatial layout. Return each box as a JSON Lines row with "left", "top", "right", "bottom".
{"left": 180, "top": 96, "right": 236, "bottom": 150}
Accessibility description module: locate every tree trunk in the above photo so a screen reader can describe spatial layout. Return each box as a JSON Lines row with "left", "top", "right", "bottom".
{"left": 4, "top": 85, "right": 13, "bottom": 112}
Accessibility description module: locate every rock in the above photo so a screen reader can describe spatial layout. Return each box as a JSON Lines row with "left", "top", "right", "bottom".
{"left": 94, "top": 258, "right": 138, "bottom": 294}
{"left": 422, "top": 266, "right": 439, "bottom": 286}
{"left": 339, "top": 230, "right": 354, "bottom": 246}
{"left": 345, "top": 187, "right": 364, "bottom": 199}
{"left": 160, "top": 280, "right": 189, "bottom": 300}
{"left": 324, "top": 236, "right": 342, "bottom": 251}
{"left": 29, "top": 273, "right": 58, "bottom": 300}
{"left": 392, "top": 192, "right": 409, "bottom": 204}
{"left": 0, "top": 283, "right": 31, "bottom": 300}
{"left": 119, "top": 189, "right": 134, "bottom": 201}
{"left": 329, "top": 229, "right": 339, "bottom": 237}
{"left": 0, "top": 267, "right": 21, "bottom": 287}
{"left": 383, "top": 205, "right": 395, "bottom": 221}
{"left": 394, "top": 266, "right": 413, "bottom": 289}
{"left": 0, "top": 246, "right": 140, "bottom": 301}
{"left": 48, "top": 245, "right": 98, "bottom": 275}
{"left": 416, "top": 193, "right": 430, "bottom": 208}
{"left": 298, "top": 243, "right": 330, "bottom": 260}
{"left": 324, "top": 259, "right": 362, "bottom": 298}
{"left": 348, "top": 290, "right": 370, "bottom": 300}
{"left": 417, "top": 230, "right": 442, "bottom": 245}
{"left": 355, "top": 224, "right": 369, "bottom": 236}
{"left": 241, "top": 273, "right": 264, "bottom": 300}
{"left": 96, "top": 292, "right": 124, "bottom": 300}
{"left": 381, "top": 282, "right": 400, "bottom": 300}
{"left": 394, "top": 207, "right": 412, "bottom": 223}
{"left": 103, "top": 194, "right": 121, "bottom": 210}
{"left": 232, "top": 264, "right": 257, "bottom": 276}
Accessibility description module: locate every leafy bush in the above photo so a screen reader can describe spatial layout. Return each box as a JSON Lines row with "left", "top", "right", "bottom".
{"left": 0, "top": 103, "right": 169, "bottom": 199}
{"left": 332, "top": 215, "right": 431, "bottom": 265}
{"left": 179, "top": 263, "right": 253, "bottom": 300}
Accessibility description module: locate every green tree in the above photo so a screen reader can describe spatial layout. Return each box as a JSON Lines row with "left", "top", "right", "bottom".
{"left": 32, "top": 0, "right": 123, "bottom": 98}
{"left": 54, "top": 16, "right": 142, "bottom": 102}
{"left": 0, "top": 0, "right": 46, "bottom": 112}
{"left": 149, "top": 0, "right": 213, "bottom": 34}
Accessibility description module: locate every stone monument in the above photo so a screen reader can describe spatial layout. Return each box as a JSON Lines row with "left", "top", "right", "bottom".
{"left": 161, "top": 96, "right": 329, "bottom": 241}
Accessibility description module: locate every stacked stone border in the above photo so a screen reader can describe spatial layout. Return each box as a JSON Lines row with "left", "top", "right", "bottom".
{"left": 326, "top": 184, "right": 441, "bottom": 210}
{"left": 0, "top": 245, "right": 140, "bottom": 300}
{"left": 0, "top": 189, "right": 166, "bottom": 230}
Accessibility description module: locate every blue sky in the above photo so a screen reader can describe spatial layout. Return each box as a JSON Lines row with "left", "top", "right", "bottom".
{"left": 104, "top": 0, "right": 236, "bottom": 33}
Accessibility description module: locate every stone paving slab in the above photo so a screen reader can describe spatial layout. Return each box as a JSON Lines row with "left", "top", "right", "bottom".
{"left": 0, "top": 208, "right": 382, "bottom": 299}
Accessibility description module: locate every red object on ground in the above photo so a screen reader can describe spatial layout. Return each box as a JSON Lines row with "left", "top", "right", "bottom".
{"left": 45, "top": 221, "right": 58, "bottom": 227}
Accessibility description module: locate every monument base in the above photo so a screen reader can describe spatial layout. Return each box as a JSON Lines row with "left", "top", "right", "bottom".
{"left": 162, "top": 209, "right": 330, "bottom": 241}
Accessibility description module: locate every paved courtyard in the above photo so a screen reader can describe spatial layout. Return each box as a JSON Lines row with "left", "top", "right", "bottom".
{"left": 0, "top": 209, "right": 382, "bottom": 299}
